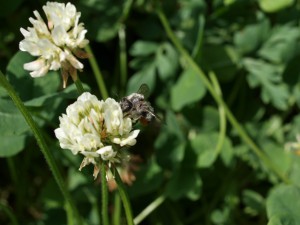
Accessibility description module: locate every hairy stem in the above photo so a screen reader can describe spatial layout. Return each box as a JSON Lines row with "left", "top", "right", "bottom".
{"left": 111, "top": 168, "right": 134, "bottom": 225}
{"left": 0, "top": 71, "right": 83, "bottom": 225}
{"left": 101, "top": 163, "right": 109, "bottom": 225}
{"left": 74, "top": 78, "right": 85, "bottom": 94}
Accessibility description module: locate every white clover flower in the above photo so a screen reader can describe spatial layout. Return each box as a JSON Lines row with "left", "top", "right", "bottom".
{"left": 96, "top": 146, "right": 117, "bottom": 161}
{"left": 54, "top": 93, "right": 140, "bottom": 178}
{"left": 19, "top": 2, "right": 89, "bottom": 87}
{"left": 285, "top": 135, "right": 300, "bottom": 154}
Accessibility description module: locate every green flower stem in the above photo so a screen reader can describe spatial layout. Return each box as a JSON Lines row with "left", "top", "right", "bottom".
{"left": 156, "top": 8, "right": 290, "bottom": 184}
{"left": 85, "top": 45, "right": 109, "bottom": 99}
{"left": 134, "top": 195, "right": 166, "bottom": 225}
{"left": 120, "top": 0, "right": 134, "bottom": 22}
{"left": 113, "top": 192, "right": 122, "bottom": 225}
{"left": 65, "top": 202, "right": 75, "bottom": 225}
{"left": 0, "top": 202, "right": 19, "bottom": 225}
{"left": 0, "top": 71, "right": 83, "bottom": 225}
{"left": 209, "top": 71, "right": 227, "bottom": 156}
{"left": 101, "top": 162, "right": 109, "bottom": 225}
{"left": 119, "top": 25, "right": 128, "bottom": 94}
{"left": 74, "top": 77, "right": 85, "bottom": 94}
{"left": 191, "top": 15, "right": 205, "bottom": 61}
{"left": 111, "top": 168, "right": 134, "bottom": 225}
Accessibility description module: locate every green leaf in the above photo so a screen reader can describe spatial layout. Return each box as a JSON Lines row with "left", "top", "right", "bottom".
{"left": 156, "top": 43, "right": 178, "bottom": 81}
{"left": 171, "top": 68, "right": 206, "bottom": 111}
{"left": 267, "top": 184, "right": 300, "bottom": 225}
{"left": 6, "top": 51, "right": 61, "bottom": 101}
{"left": 0, "top": 99, "right": 28, "bottom": 135}
{"left": 0, "top": 99, "right": 31, "bottom": 157}
{"left": 129, "top": 41, "right": 159, "bottom": 56}
{"left": 24, "top": 93, "right": 59, "bottom": 107}
{"left": 23, "top": 82, "right": 86, "bottom": 108}
{"left": 220, "top": 137, "right": 234, "bottom": 167}
{"left": 0, "top": 134, "right": 27, "bottom": 157}
{"left": 68, "top": 167, "right": 90, "bottom": 191}
{"left": 201, "top": 45, "right": 240, "bottom": 81}
{"left": 80, "top": 0, "right": 129, "bottom": 42}
{"left": 165, "top": 110, "right": 185, "bottom": 140}
{"left": 155, "top": 132, "right": 185, "bottom": 170}
{"left": 183, "top": 106, "right": 219, "bottom": 131}
{"left": 258, "top": 25, "right": 300, "bottom": 64}
{"left": 40, "top": 178, "right": 64, "bottom": 209}
{"left": 155, "top": 111, "right": 186, "bottom": 169}
{"left": 211, "top": 209, "right": 230, "bottom": 224}
{"left": 126, "top": 62, "right": 156, "bottom": 95}
{"left": 285, "top": 155, "right": 300, "bottom": 187}
{"left": 128, "top": 159, "right": 163, "bottom": 198}
{"left": 165, "top": 166, "right": 202, "bottom": 200}
{"left": 234, "top": 20, "right": 270, "bottom": 55}
{"left": 190, "top": 133, "right": 222, "bottom": 168}
{"left": 128, "top": 41, "right": 178, "bottom": 94}
{"left": 243, "top": 58, "right": 289, "bottom": 110}
{"left": 259, "top": 0, "right": 295, "bottom": 13}
{"left": 242, "top": 189, "right": 265, "bottom": 216}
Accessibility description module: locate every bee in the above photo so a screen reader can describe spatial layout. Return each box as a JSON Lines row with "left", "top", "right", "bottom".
{"left": 120, "top": 84, "right": 157, "bottom": 125}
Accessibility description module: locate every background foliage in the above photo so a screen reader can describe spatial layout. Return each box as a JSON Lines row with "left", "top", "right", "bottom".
{"left": 1, "top": 0, "right": 300, "bottom": 224}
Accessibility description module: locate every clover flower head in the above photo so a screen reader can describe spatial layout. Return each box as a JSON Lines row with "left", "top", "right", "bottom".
{"left": 54, "top": 92, "right": 140, "bottom": 179}
{"left": 19, "top": 2, "right": 89, "bottom": 87}
{"left": 285, "top": 135, "right": 300, "bottom": 155}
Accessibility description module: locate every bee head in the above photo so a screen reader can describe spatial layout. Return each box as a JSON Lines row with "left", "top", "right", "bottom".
{"left": 120, "top": 97, "right": 133, "bottom": 113}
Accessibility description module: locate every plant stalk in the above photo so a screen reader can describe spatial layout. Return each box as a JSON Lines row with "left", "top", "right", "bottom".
{"left": 101, "top": 162, "right": 109, "bottom": 225}
{"left": 119, "top": 25, "right": 128, "bottom": 95}
{"left": 134, "top": 195, "right": 166, "bottom": 225}
{"left": 85, "top": 45, "right": 109, "bottom": 99}
{"left": 0, "top": 71, "right": 83, "bottom": 225}
{"left": 74, "top": 78, "right": 85, "bottom": 94}
{"left": 156, "top": 8, "right": 290, "bottom": 184}
{"left": 113, "top": 192, "right": 122, "bottom": 225}
{"left": 111, "top": 168, "right": 134, "bottom": 225}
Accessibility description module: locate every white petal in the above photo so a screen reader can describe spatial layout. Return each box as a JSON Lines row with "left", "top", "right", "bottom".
{"left": 19, "top": 41, "right": 41, "bottom": 56}
{"left": 120, "top": 130, "right": 140, "bottom": 146}
{"left": 23, "top": 57, "right": 50, "bottom": 77}
{"left": 96, "top": 146, "right": 117, "bottom": 161}
{"left": 65, "top": 51, "right": 83, "bottom": 69}
{"left": 20, "top": 28, "right": 30, "bottom": 37}
{"left": 29, "top": 67, "right": 49, "bottom": 77}
{"left": 23, "top": 58, "right": 45, "bottom": 71}
{"left": 52, "top": 25, "right": 68, "bottom": 46}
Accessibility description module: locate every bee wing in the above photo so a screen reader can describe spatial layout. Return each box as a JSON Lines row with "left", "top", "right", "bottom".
{"left": 137, "top": 83, "right": 150, "bottom": 99}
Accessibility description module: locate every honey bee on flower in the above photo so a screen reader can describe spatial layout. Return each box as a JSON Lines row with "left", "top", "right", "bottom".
{"left": 54, "top": 92, "right": 140, "bottom": 179}
{"left": 120, "top": 84, "right": 159, "bottom": 125}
